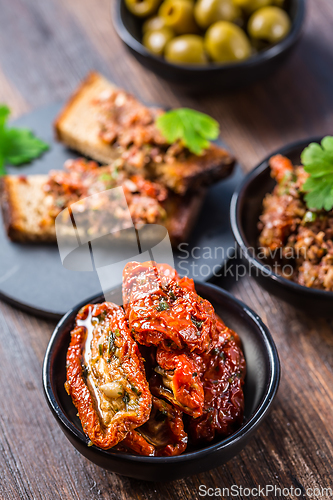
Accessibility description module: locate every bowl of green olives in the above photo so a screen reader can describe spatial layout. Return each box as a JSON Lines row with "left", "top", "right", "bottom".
{"left": 113, "top": 0, "right": 305, "bottom": 90}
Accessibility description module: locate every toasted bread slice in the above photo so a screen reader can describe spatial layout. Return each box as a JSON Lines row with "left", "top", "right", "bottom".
{"left": 0, "top": 175, "right": 55, "bottom": 243}
{"left": 55, "top": 72, "right": 235, "bottom": 194}
{"left": 0, "top": 175, "right": 205, "bottom": 247}
{"left": 55, "top": 73, "right": 120, "bottom": 165}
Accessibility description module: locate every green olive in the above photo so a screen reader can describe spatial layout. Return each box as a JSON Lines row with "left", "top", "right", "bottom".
{"left": 204, "top": 21, "right": 251, "bottom": 63}
{"left": 248, "top": 6, "right": 291, "bottom": 43}
{"left": 165, "top": 35, "right": 207, "bottom": 64}
{"left": 142, "top": 16, "right": 167, "bottom": 32}
{"left": 194, "top": 0, "right": 241, "bottom": 29}
{"left": 159, "top": 0, "right": 198, "bottom": 34}
{"left": 125, "top": 0, "right": 161, "bottom": 17}
{"left": 232, "top": 0, "right": 272, "bottom": 13}
{"left": 143, "top": 27, "right": 174, "bottom": 55}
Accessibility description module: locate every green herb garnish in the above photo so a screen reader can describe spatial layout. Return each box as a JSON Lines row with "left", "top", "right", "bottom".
{"left": 131, "top": 386, "right": 142, "bottom": 397}
{"left": 156, "top": 298, "right": 169, "bottom": 312}
{"left": 122, "top": 392, "right": 130, "bottom": 405}
{"left": 301, "top": 136, "right": 333, "bottom": 211}
{"left": 191, "top": 317, "right": 203, "bottom": 330}
{"left": 211, "top": 348, "right": 225, "bottom": 360}
{"left": 303, "top": 211, "right": 317, "bottom": 224}
{"left": 108, "top": 332, "right": 115, "bottom": 355}
{"left": 81, "top": 364, "right": 89, "bottom": 380}
{"left": 98, "top": 173, "right": 113, "bottom": 184}
{"left": 156, "top": 108, "right": 219, "bottom": 155}
{"left": 0, "top": 105, "right": 49, "bottom": 176}
{"left": 96, "top": 310, "right": 107, "bottom": 322}
{"left": 98, "top": 344, "right": 103, "bottom": 356}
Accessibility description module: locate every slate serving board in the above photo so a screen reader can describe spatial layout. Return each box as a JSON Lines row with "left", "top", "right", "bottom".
{"left": 0, "top": 103, "right": 243, "bottom": 319}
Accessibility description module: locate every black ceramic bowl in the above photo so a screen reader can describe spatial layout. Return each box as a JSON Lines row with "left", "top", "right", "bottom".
{"left": 43, "top": 283, "right": 280, "bottom": 481}
{"left": 230, "top": 137, "right": 333, "bottom": 317}
{"left": 112, "top": 0, "right": 305, "bottom": 91}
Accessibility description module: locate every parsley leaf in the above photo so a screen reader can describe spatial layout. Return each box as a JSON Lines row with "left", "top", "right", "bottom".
{"left": 0, "top": 104, "right": 49, "bottom": 176}
{"left": 4, "top": 128, "right": 49, "bottom": 165}
{"left": 301, "top": 136, "right": 333, "bottom": 211}
{"left": 0, "top": 106, "right": 10, "bottom": 175}
{"left": 0, "top": 152, "right": 5, "bottom": 177}
{"left": 156, "top": 298, "right": 169, "bottom": 312}
{"left": 156, "top": 108, "right": 219, "bottom": 155}
{"left": 0, "top": 105, "right": 10, "bottom": 129}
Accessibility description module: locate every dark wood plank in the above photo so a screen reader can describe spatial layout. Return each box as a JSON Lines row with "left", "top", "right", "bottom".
{"left": 0, "top": 0, "right": 333, "bottom": 498}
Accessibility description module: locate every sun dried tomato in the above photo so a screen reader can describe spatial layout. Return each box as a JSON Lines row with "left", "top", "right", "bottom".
{"left": 150, "top": 347, "right": 204, "bottom": 418}
{"left": 188, "top": 315, "right": 246, "bottom": 443}
{"left": 123, "top": 261, "right": 217, "bottom": 352}
{"left": 66, "top": 302, "right": 152, "bottom": 449}
{"left": 119, "top": 397, "right": 188, "bottom": 456}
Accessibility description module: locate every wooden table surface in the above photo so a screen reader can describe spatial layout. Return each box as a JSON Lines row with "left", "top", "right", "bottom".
{"left": 1, "top": 0, "right": 333, "bottom": 499}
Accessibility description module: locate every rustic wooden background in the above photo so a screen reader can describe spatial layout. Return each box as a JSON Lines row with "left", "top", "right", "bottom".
{"left": 1, "top": 0, "right": 333, "bottom": 499}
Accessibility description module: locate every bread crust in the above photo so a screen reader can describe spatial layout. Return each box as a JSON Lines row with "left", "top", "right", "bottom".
{"left": 164, "top": 189, "right": 206, "bottom": 247}
{"left": 54, "top": 71, "right": 102, "bottom": 141}
{"left": 155, "top": 144, "right": 235, "bottom": 195}
{"left": 0, "top": 177, "right": 22, "bottom": 241}
{"left": 54, "top": 72, "right": 120, "bottom": 165}
{"left": 0, "top": 175, "right": 56, "bottom": 243}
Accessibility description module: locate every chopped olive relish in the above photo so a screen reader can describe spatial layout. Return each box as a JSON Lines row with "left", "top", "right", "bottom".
{"left": 259, "top": 153, "right": 333, "bottom": 291}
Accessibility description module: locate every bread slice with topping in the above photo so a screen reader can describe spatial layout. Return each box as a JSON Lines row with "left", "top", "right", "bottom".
{"left": 54, "top": 72, "right": 235, "bottom": 195}
{"left": 0, "top": 167, "right": 206, "bottom": 247}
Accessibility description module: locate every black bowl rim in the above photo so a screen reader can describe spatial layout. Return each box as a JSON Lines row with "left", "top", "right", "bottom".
{"left": 230, "top": 135, "right": 333, "bottom": 300}
{"left": 113, "top": 0, "right": 306, "bottom": 73}
{"left": 43, "top": 282, "right": 280, "bottom": 464}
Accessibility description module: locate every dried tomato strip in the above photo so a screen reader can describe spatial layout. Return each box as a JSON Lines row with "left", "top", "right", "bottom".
{"left": 150, "top": 347, "right": 204, "bottom": 418}
{"left": 188, "top": 316, "right": 246, "bottom": 443}
{"left": 120, "top": 397, "right": 188, "bottom": 457}
{"left": 123, "top": 261, "right": 217, "bottom": 353}
{"left": 66, "top": 302, "right": 152, "bottom": 450}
